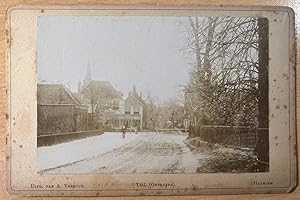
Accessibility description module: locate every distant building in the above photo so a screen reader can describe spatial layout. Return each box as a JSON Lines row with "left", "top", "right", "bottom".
{"left": 76, "top": 64, "right": 149, "bottom": 130}
{"left": 37, "top": 84, "right": 88, "bottom": 136}
{"left": 79, "top": 80, "right": 146, "bottom": 130}
{"left": 78, "top": 80, "right": 122, "bottom": 128}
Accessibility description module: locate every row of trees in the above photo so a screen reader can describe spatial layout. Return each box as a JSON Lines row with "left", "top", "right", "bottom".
{"left": 183, "top": 17, "right": 269, "bottom": 162}
{"left": 143, "top": 97, "right": 186, "bottom": 130}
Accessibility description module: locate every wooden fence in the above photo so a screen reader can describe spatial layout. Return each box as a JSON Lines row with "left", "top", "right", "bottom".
{"left": 197, "top": 125, "right": 268, "bottom": 149}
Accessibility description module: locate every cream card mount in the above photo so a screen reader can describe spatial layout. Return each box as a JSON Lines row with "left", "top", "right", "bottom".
{"left": 6, "top": 5, "right": 297, "bottom": 196}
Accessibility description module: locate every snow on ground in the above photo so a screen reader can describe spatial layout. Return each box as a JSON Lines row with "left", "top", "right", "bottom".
{"left": 38, "top": 132, "right": 139, "bottom": 171}
{"left": 38, "top": 131, "right": 259, "bottom": 173}
{"left": 38, "top": 131, "right": 200, "bottom": 173}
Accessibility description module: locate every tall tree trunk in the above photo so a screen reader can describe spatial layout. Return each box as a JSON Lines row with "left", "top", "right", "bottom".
{"left": 188, "top": 17, "right": 203, "bottom": 127}
{"left": 203, "top": 17, "right": 217, "bottom": 82}
{"left": 256, "top": 18, "right": 269, "bottom": 163}
{"left": 188, "top": 17, "right": 201, "bottom": 70}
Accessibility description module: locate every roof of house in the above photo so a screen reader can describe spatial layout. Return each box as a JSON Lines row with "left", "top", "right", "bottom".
{"left": 80, "top": 80, "right": 122, "bottom": 99}
{"left": 37, "top": 84, "right": 81, "bottom": 105}
{"left": 125, "top": 91, "right": 145, "bottom": 106}
{"left": 132, "top": 91, "right": 146, "bottom": 104}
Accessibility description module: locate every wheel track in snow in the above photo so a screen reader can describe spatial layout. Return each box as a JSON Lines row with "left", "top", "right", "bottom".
{"left": 45, "top": 132, "right": 198, "bottom": 173}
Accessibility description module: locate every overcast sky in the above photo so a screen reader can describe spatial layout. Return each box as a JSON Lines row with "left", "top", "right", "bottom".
{"left": 38, "top": 16, "right": 194, "bottom": 103}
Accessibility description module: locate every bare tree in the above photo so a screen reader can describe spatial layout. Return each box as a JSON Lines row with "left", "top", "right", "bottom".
{"left": 81, "top": 84, "right": 97, "bottom": 121}
{"left": 184, "top": 16, "right": 269, "bottom": 162}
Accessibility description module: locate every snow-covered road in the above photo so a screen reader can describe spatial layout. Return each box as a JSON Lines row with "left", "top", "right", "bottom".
{"left": 38, "top": 132, "right": 204, "bottom": 173}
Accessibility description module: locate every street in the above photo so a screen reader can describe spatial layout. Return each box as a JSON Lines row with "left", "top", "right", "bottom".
{"left": 38, "top": 132, "right": 257, "bottom": 174}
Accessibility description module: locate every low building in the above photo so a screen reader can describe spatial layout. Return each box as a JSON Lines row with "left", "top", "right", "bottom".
{"left": 37, "top": 83, "right": 88, "bottom": 136}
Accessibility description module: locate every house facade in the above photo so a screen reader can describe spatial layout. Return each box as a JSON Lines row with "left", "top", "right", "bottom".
{"left": 106, "top": 91, "right": 144, "bottom": 130}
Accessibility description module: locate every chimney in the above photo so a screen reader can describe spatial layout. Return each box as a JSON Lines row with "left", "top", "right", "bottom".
{"left": 78, "top": 81, "right": 81, "bottom": 93}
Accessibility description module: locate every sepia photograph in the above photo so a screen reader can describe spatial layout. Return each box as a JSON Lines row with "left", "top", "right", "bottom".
{"left": 36, "top": 15, "right": 270, "bottom": 174}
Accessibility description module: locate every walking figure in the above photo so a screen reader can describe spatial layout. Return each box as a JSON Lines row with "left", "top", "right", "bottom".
{"left": 121, "top": 125, "right": 126, "bottom": 139}
{"left": 134, "top": 126, "right": 138, "bottom": 134}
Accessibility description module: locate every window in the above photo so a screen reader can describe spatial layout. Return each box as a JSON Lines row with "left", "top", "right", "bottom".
{"left": 134, "top": 106, "right": 139, "bottom": 114}
{"left": 125, "top": 105, "right": 131, "bottom": 114}
{"left": 112, "top": 99, "right": 119, "bottom": 110}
